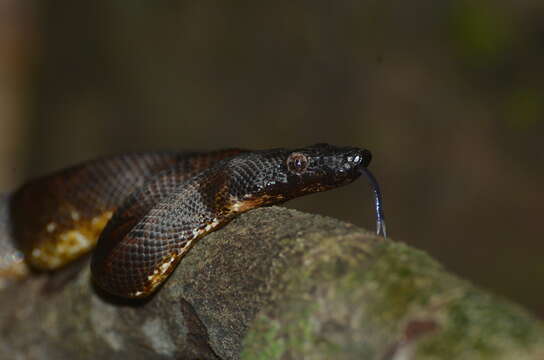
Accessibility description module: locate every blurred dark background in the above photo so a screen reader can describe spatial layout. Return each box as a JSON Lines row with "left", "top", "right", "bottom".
{"left": 1, "top": 1, "right": 543, "bottom": 317}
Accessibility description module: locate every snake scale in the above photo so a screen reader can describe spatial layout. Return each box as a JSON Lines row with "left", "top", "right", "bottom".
{"left": 1, "top": 144, "right": 385, "bottom": 298}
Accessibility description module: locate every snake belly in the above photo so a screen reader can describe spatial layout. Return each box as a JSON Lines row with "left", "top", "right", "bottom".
{"left": 10, "top": 144, "right": 372, "bottom": 298}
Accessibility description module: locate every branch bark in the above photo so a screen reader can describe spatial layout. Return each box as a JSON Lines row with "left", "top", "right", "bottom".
{"left": 0, "top": 206, "right": 543, "bottom": 360}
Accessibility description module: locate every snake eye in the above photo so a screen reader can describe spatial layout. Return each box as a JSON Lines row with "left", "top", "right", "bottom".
{"left": 287, "top": 153, "right": 309, "bottom": 174}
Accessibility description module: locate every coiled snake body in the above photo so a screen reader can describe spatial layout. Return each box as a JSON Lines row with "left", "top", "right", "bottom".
{"left": 4, "top": 144, "right": 384, "bottom": 298}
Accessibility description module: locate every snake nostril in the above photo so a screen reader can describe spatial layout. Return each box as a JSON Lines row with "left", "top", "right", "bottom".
{"left": 346, "top": 149, "right": 371, "bottom": 168}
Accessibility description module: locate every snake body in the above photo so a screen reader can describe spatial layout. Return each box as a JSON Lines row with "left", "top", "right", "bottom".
{"left": 6, "top": 144, "right": 377, "bottom": 298}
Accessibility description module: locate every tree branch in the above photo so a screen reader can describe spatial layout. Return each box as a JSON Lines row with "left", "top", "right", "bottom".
{"left": 1, "top": 206, "right": 543, "bottom": 359}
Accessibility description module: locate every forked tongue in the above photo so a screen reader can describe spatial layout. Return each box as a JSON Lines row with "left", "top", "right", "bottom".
{"left": 360, "top": 167, "right": 387, "bottom": 238}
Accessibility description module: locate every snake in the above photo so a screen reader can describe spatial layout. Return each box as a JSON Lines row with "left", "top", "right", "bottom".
{"left": 1, "top": 144, "right": 386, "bottom": 298}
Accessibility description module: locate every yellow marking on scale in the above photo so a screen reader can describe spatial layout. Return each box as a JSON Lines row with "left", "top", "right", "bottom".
{"left": 46, "top": 222, "right": 57, "bottom": 233}
{"left": 29, "top": 210, "right": 114, "bottom": 270}
{"left": 70, "top": 210, "right": 80, "bottom": 221}
{"left": 137, "top": 217, "right": 222, "bottom": 297}
{"left": 228, "top": 195, "right": 284, "bottom": 213}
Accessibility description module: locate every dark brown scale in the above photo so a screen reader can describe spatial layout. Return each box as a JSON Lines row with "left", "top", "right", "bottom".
{"left": 91, "top": 144, "right": 373, "bottom": 298}
{"left": 11, "top": 150, "right": 243, "bottom": 270}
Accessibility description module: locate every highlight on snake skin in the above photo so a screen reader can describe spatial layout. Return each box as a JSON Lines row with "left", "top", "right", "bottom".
{"left": 5, "top": 144, "right": 386, "bottom": 298}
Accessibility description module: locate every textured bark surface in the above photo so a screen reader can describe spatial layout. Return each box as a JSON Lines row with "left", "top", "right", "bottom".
{"left": 0, "top": 206, "right": 543, "bottom": 360}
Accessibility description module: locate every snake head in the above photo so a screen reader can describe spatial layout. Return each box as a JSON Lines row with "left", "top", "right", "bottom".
{"left": 227, "top": 143, "right": 372, "bottom": 206}
{"left": 286, "top": 143, "right": 372, "bottom": 189}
